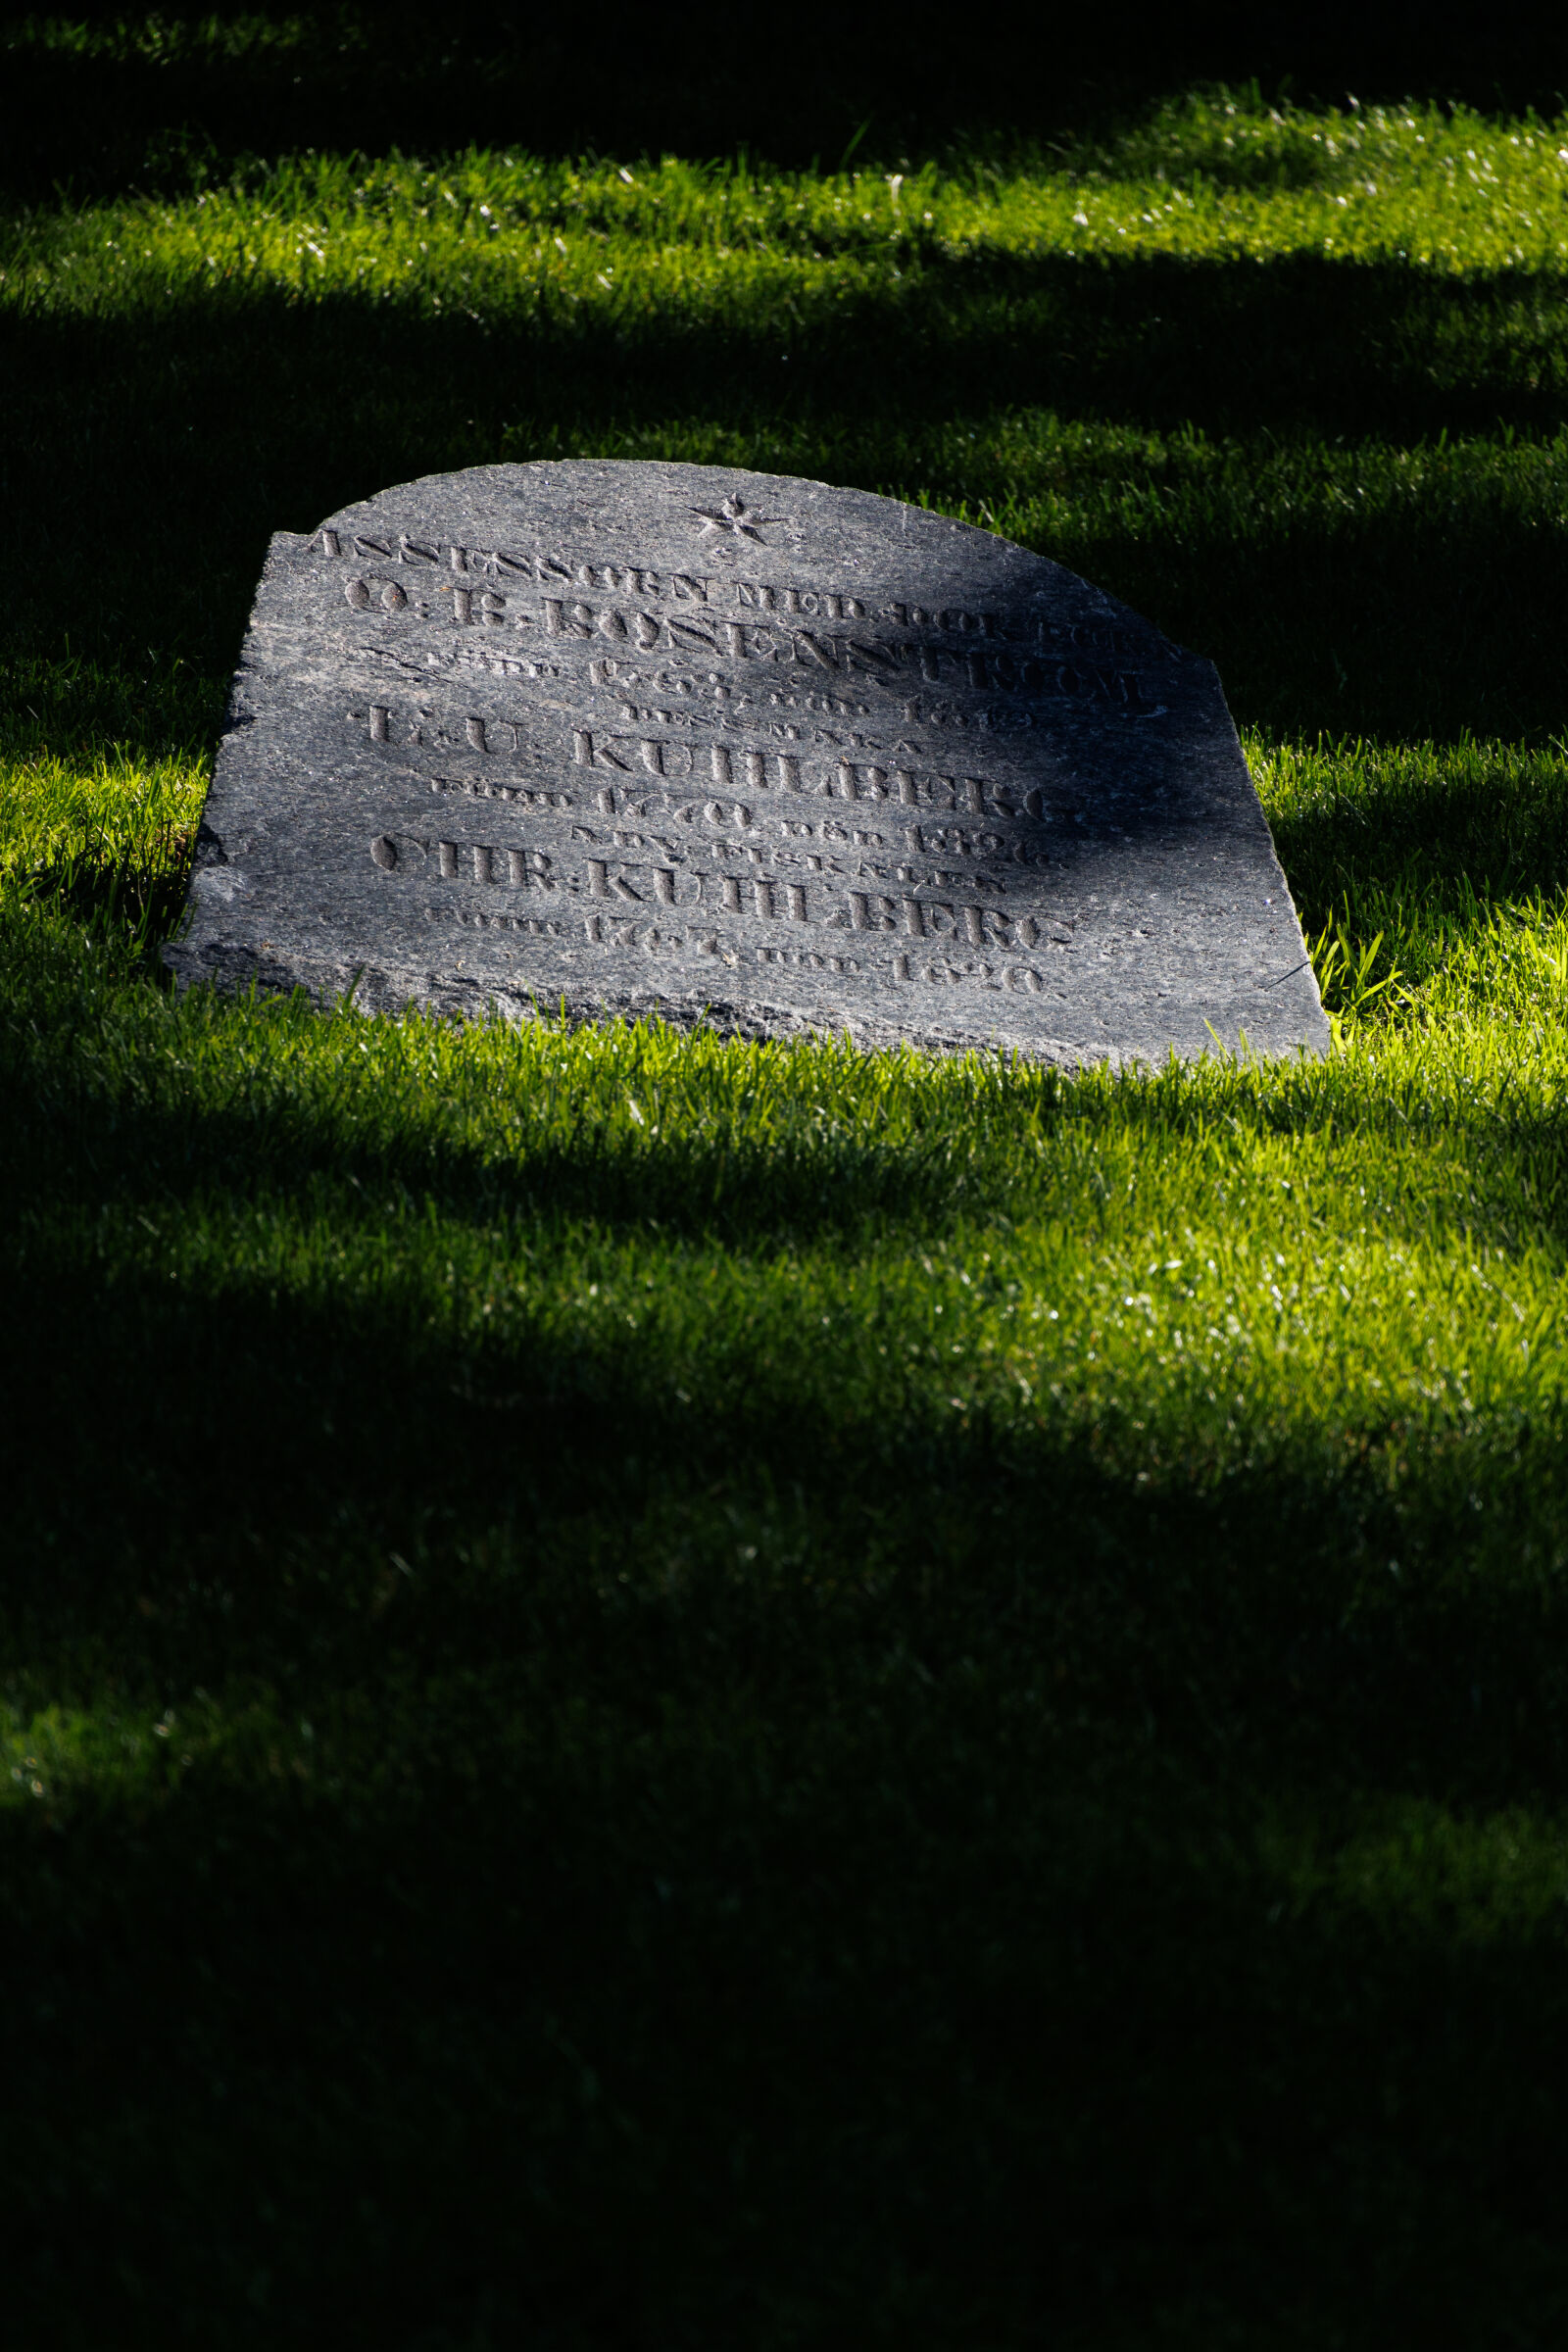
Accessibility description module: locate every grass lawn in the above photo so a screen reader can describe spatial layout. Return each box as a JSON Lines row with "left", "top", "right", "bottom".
{"left": 8, "top": 31, "right": 1568, "bottom": 2345}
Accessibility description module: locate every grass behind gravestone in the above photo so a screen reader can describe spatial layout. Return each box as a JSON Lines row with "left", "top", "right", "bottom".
{"left": 8, "top": 71, "right": 1568, "bottom": 2349}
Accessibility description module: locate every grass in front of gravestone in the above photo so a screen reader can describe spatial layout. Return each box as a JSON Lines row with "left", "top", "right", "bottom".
{"left": 9, "top": 89, "right": 1568, "bottom": 2348}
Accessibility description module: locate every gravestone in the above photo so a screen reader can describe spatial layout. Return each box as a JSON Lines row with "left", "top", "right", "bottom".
{"left": 166, "top": 461, "right": 1328, "bottom": 1064}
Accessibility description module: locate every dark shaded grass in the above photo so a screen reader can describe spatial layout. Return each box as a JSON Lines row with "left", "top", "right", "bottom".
{"left": 8, "top": 1191, "right": 1568, "bottom": 2349}
{"left": 7, "top": 250, "right": 1568, "bottom": 744}
{"left": 1272, "top": 745, "right": 1568, "bottom": 909}
{"left": 17, "top": 825, "right": 197, "bottom": 956}
{"left": 1, "top": 651, "right": 221, "bottom": 760}
{"left": 1, "top": 2, "right": 1558, "bottom": 202}
{"left": 16, "top": 1740, "right": 1568, "bottom": 2351}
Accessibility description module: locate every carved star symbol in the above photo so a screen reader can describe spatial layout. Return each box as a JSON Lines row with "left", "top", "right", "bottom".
{"left": 690, "top": 495, "right": 783, "bottom": 545}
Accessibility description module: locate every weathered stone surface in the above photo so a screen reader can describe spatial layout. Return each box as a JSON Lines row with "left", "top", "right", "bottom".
{"left": 166, "top": 460, "right": 1328, "bottom": 1064}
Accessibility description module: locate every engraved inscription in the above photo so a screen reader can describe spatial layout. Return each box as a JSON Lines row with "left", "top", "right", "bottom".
{"left": 335, "top": 565, "right": 1156, "bottom": 712}
{"left": 439, "top": 908, "right": 567, "bottom": 936}
{"left": 428, "top": 776, "right": 573, "bottom": 809}
{"left": 353, "top": 700, "right": 1061, "bottom": 834}
{"left": 166, "top": 462, "right": 1325, "bottom": 1066}
{"left": 324, "top": 529, "right": 715, "bottom": 602}
{"left": 892, "top": 953, "right": 1050, "bottom": 993}
{"left": 368, "top": 829, "right": 1038, "bottom": 956}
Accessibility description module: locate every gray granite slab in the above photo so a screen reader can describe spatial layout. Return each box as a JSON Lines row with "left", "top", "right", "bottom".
{"left": 165, "top": 460, "right": 1328, "bottom": 1065}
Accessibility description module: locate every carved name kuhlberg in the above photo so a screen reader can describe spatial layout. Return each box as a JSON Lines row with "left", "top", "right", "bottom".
{"left": 166, "top": 460, "right": 1328, "bottom": 1063}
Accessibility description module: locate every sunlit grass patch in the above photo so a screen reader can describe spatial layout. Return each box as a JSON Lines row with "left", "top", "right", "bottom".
{"left": 12, "top": 98, "right": 1568, "bottom": 316}
{"left": 0, "top": 734, "right": 204, "bottom": 876}
{"left": 0, "top": 654, "right": 211, "bottom": 953}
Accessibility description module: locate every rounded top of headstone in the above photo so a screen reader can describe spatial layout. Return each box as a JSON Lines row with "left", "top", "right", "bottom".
{"left": 317, "top": 458, "right": 1183, "bottom": 665}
